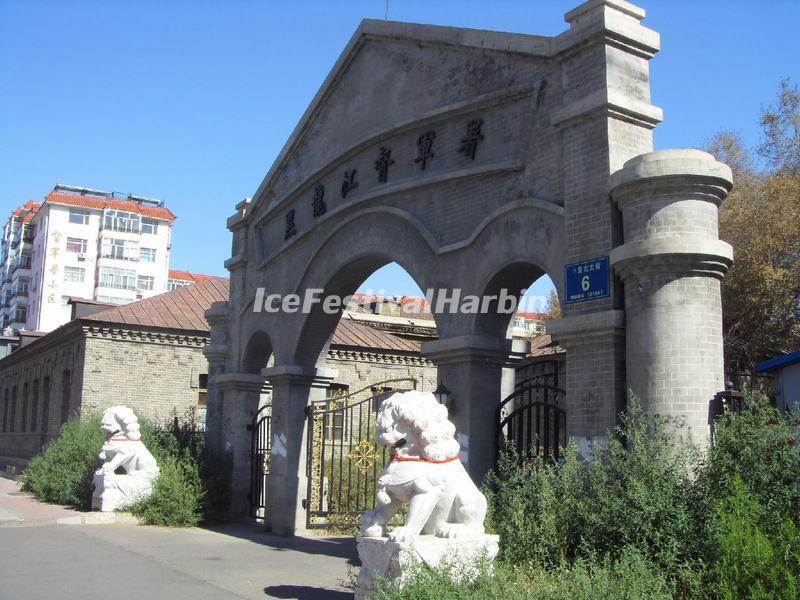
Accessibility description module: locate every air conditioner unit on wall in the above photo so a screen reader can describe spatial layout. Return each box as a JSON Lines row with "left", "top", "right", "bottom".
{"left": 77, "top": 254, "right": 86, "bottom": 261}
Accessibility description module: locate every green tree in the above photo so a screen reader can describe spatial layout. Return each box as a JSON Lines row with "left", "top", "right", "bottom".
{"left": 707, "top": 80, "right": 800, "bottom": 378}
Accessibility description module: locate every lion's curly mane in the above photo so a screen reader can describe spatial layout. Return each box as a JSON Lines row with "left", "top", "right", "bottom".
{"left": 103, "top": 406, "right": 142, "bottom": 441}
{"left": 382, "top": 391, "right": 461, "bottom": 461}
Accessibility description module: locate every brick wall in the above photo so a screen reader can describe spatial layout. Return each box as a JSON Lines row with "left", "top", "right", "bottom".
{"left": 0, "top": 325, "right": 84, "bottom": 463}
{"left": 81, "top": 333, "right": 208, "bottom": 423}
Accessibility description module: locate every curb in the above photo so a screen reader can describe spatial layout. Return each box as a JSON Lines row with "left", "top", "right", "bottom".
{"left": 0, "top": 511, "right": 141, "bottom": 528}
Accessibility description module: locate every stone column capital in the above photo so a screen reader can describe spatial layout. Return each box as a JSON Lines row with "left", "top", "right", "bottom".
{"left": 610, "top": 149, "right": 732, "bottom": 210}
{"left": 421, "top": 335, "right": 526, "bottom": 367}
{"left": 205, "top": 301, "right": 231, "bottom": 323}
{"left": 547, "top": 309, "right": 625, "bottom": 347}
{"left": 203, "top": 343, "right": 229, "bottom": 365}
{"left": 214, "top": 372, "right": 269, "bottom": 394}
{"left": 610, "top": 238, "right": 733, "bottom": 281}
{"left": 261, "top": 365, "right": 337, "bottom": 389}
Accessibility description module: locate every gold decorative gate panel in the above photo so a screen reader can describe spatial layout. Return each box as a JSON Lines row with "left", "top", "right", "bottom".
{"left": 304, "top": 378, "right": 416, "bottom": 529}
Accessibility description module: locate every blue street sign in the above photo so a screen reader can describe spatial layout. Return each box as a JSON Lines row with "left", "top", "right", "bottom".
{"left": 564, "top": 256, "right": 610, "bottom": 304}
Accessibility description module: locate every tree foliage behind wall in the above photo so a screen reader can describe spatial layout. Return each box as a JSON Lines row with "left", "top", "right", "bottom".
{"left": 707, "top": 79, "right": 800, "bottom": 379}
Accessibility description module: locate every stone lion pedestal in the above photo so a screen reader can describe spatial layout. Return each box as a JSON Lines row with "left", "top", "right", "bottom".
{"left": 356, "top": 390, "right": 500, "bottom": 597}
{"left": 356, "top": 534, "right": 499, "bottom": 599}
{"left": 91, "top": 406, "right": 159, "bottom": 512}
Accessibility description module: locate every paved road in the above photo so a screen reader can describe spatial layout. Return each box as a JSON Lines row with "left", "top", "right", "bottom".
{"left": 0, "top": 481, "right": 355, "bottom": 600}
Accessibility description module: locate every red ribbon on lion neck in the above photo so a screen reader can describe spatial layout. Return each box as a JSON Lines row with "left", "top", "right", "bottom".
{"left": 390, "top": 455, "right": 459, "bottom": 464}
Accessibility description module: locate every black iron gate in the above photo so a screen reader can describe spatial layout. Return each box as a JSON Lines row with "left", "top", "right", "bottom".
{"left": 498, "top": 372, "right": 566, "bottom": 461}
{"left": 249, "top": 402, "right": 272, "bottom": 518}
{"left": 304, "top": 377, "right": 417, "bottom": 529}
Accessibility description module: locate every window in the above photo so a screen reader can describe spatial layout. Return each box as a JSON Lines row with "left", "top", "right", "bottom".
{"left": 101, "top": 237, "right": 138, "bottom": 261}
{"left": 60, "top": 370, "right": 71, "bottom": 425}
{"left": 31, "top": 379, "right": 39, "bottom": 433}
{"left": 103, "top": 210, "right": 140, "bottom": 233}
{"left": 21, "top": 382, "right": 28, "bottom": 433}
{"left": 68, "top": 209, "right": 90, "bottom": 225}
{"left": 63, "top": 266, "right": 85, "bottom": 283}
{"left": 66, "top": 237, "right": 88, "bottom": 253}
{"left": 10, "top": 386, "right": 17, "bottom": 432}
{"left": 141, "top": 218, "right": 158, "bottom": 235}
{"left": 137, "top": 275, "right": 154, "bottom": 291}
{"left": 167, "top": 278, "right": 191, "bottom": 291}
{"left": 2, "top": 388, "right": 8, "bottom": 432}
{"left": 41, "top": 377, "right": 50, "bottom": 433}
{"left": 11, "top": 277, "right": 30, "bottom": 296}
{"left": 98, "top": 267, "right": 137, "bottom": 290}
{"left": 325, "top": 384, "right": 349, "bottom": 440}
{"left": 198, "top": 374, "right": 208, "bottom": 407}
{"left": 13, "top": 304, "right": 27, "bottom": 323}
{"left": 139, "top": 247, "right": 156, "bottom": 262}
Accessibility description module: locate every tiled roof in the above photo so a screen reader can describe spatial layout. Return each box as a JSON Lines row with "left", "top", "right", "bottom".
{"left": 517, "top": 310, "right": 547, "bottom": 320}
{"left": 528, "top": 334, "right": 565, "bottom": 357}
{"left": 86, "top": 277, "right": 229, "bottom": 332}
{"left": 84, "top": 279, "right": 424, "bottom": 354}
{"left": 44, "top": 191, "right": 176, "bottom": 222}
{"left": 332, "top": 316, "right": 422, "bottom": 353}
{"left": 10, "top": 201, "right": 41, "bottom": 223}
{"left": 168, "top": 269, "right": 216, "bottom": 283}
{"left": 348, "top": 293, "right": 436, "bottom": 321}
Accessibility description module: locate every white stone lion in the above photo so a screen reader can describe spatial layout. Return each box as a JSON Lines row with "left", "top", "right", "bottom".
{"left": 360, "top": 391, "right": 488, "bottom": 543}
{"left": 92, "top": 406, "right": 159, "bottom": 512}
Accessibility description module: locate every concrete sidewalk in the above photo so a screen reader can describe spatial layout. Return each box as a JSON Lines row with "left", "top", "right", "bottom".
{"left": 0, "top": 476, "right": 82, "bottom": 525}
{"left": 0, "top": 478, "right": 355, "bottom": 599}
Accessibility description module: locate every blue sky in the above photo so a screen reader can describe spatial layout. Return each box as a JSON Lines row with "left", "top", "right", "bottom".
{"left": 1, "top": 0, "right": 798, "bottom": 304}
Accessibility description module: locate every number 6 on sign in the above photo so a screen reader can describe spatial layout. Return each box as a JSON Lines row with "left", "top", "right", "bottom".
{"left": 564, "top": 256, "right": 610, "bottom": 304}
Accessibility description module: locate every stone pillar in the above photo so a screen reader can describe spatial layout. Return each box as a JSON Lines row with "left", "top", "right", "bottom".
{"left": 203, "top": 300, "right": 230, "bottom": 460}
{"left": 547, "top": 0, "right": 661, "bottom": 447}
{"left": 610, "top": 149, "right": 733, "bottom": 444}
{"left": 262, "top": 365, "right": 334, "bottom": 536}
{"left": 422, "top": 336, "right": 523, "bottom": 485}
{"left": 215, "top": 373, "right": 266, "bottom": 518}
{"left": 547, "top": 311, "right": 626, "bottom": 451}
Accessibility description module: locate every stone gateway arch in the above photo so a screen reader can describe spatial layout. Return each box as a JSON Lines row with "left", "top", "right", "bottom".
{"left": 205, "top": 0, "right": 733, "bottom": 535}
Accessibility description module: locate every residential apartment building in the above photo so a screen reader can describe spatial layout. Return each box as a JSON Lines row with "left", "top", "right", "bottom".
{"left": 0, "top": 202, "right": 41, "bottom": 332}
{"left": 1, "top": 184, "right": 176, "bottom": 333}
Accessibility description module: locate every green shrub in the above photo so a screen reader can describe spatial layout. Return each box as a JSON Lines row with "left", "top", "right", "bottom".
{"left": 484, "top": 396, "right": 697, "bottom": 583}
{"left": 372, "top": 547, "right": 673, "bottom": 600}
{"left": 21, "top": 409, "right": 225, "bottom": 526}
{"left": 699, "top": 396, "right": 800, "bottom": 536}
{"left": 711, "top": 476, "right": 800, "bottom": 600}
{"left": 20, "top": 414, "right": 104, "bottom": 509}
{"left": 128, "top": 456, "right": 204, "bottom": 527}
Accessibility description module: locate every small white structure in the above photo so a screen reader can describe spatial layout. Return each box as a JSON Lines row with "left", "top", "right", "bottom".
{"left": 357, "top": 391, "right": 498, "bottom": 598}
{"left": 92, "top": 406, "right": 159, "bottom": 512}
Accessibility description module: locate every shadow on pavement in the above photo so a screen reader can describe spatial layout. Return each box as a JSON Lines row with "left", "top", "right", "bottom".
{"left": 205, "top": 522, "right": 358, "bottom": 562}
{"left": 264, "top": 585, "right": 352, "bottom": 599}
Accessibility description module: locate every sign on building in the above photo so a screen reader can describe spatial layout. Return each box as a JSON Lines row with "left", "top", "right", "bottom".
{"left": 564, "top": 257, "right": 610, "bottom": 304}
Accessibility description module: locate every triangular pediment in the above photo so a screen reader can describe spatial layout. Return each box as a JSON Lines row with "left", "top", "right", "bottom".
{"left": 247, "top": 20, "right": 552, "bottom": 222}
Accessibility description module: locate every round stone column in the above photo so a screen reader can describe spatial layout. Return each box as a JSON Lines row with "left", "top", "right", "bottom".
{"left": 610, "top": 150, "right": 733, "bottom": 444}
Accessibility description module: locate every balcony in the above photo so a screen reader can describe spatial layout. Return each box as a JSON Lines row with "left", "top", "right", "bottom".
{"left": 102, "top": 219, "right": 141, "bottom": 234}
{"left": 13, "top": 257, "right": 32, "bottom": 272}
